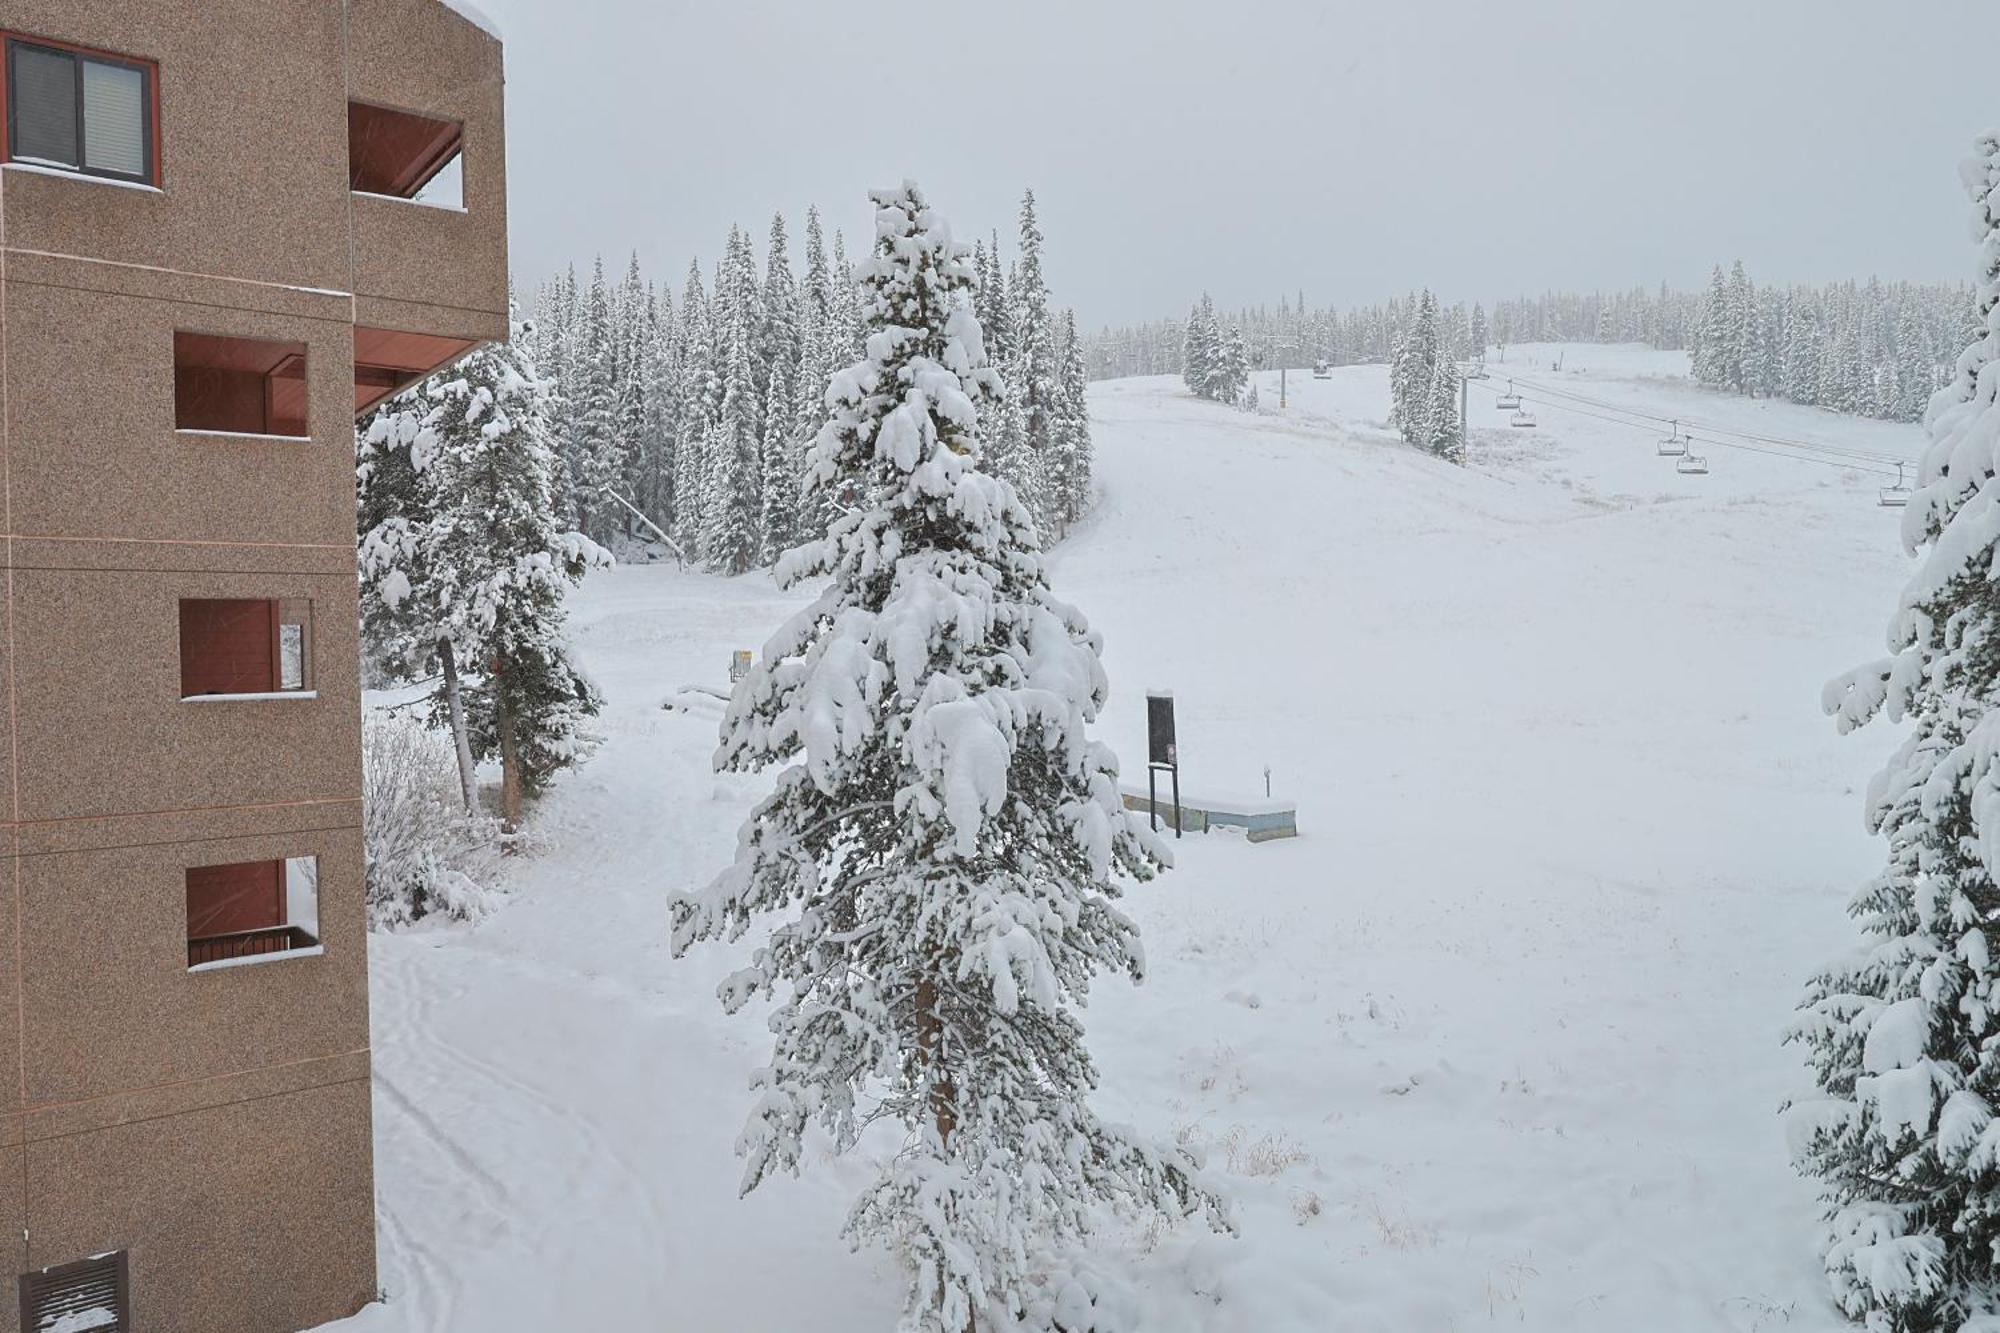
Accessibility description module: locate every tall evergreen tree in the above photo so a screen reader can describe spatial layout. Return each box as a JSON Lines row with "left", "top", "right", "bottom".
{"left": 359, "top": 311, "right": 610, "bottom": 830}
{"left": 571, "top": 257, "right": 626, "bottom": 543}
{"left": 671, "top": 183, "right": 1224, "bottom": 1333}
{"left": 673, "top": 259, "right": 719, "bottom": 556}
{"left": 705, "top": 245, "right": 763, "bottom": 574}
{"left": 1792, "top": 132, "right": 2000, "bottom": 1332}
{"left": 1012, "top": 189, "right": 1056, "bottom": 455}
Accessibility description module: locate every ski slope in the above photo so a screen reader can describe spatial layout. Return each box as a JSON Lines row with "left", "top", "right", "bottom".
{"left": 325, "top": 344, "right": 1925, "bottom": 1332}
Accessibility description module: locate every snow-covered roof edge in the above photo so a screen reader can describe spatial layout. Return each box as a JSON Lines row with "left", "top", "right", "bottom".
{"left": 437, "top": 0, "right": 501, "bottom": 40}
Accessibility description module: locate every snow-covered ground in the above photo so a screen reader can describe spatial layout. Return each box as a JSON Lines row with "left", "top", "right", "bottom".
{"left": 325, "top": 344, "right": 1927, "bottom": 1332}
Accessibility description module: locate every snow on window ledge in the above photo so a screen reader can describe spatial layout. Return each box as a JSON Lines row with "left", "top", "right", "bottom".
{"left": 176, "top": 428, "right": 313, "bottom": 444}
{"left": 189, "top": 943, "right": 324, "bottom": 974}
{"left": 351, "top": 189, "right": 468, "bottom": 215}
{"left": 182, "top": 691, "right": 318, "bottom": 703}
{"left": 3, "top": 161, "right": 162, "bottom": 194}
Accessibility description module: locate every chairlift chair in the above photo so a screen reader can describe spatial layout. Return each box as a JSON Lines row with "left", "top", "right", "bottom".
{"left": 1312, "top": 359, "right": 1331, "bottom": 380}
{"left": 1676, "top": 452, "right": 1709, "bottom": 476}
{"left": 1510, "top": 409, "right": 1537, "bottom": 428}
{"left": 1495, "top": 381, "right": 1523, "bottom": 411}
{"left": 1656, "top": 419, "right": 1687, "bottom": 457}
{"left": 1878, "top": 461, "right": 1912, "bottom": 508}
{"left": 1466, "top": 362, "right": 1490, "bottom": 380}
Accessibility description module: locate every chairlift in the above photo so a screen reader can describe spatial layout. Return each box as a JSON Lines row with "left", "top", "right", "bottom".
{"left": 1465, "top": 361, "right": 1490, "bottom": 380}
{"left": 1878, "top": 461, "right": 1912, "bottom": 508}
{"left": 1656, "top": 419, "right": 1687, "bottom": 458}
{"left": 1510, "top": 409, "right": 1537, "bottom": 428}
{"left": 1676, "top": 451, "right": 1709, "bottom": 476}
{"left": 1312, "top": 359, "right": 1331, "bottom": 380}
{"left": 1495, "top": 381, "right": 1522, "bottom": 411}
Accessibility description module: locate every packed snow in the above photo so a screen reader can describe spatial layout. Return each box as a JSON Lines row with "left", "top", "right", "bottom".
{"left": 322, "top": 344, "right": 1926, "bottom": 1332}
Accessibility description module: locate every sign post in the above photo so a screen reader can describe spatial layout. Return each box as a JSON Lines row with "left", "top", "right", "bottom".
{"left": 728, "top": 650, "right": 752, "bottom": 683}
{"left": 1146, "top": 692, "right": 1182, "bottom": 838}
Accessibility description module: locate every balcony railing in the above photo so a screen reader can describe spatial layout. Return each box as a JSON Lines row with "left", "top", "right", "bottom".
{"left": 188, "top": 925, "right": 319, "bottom": 969}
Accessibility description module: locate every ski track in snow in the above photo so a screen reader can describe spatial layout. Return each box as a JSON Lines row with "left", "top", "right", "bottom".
{"left": 319, "top": 345, "right": 1921, "bottom": 1332}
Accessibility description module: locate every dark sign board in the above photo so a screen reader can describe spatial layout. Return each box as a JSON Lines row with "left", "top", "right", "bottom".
{"left": 1147, "top": 693, "right": 1177, "bottom": 768}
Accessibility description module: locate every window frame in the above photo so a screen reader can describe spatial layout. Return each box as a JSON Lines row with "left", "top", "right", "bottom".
{"left": 2, "top": 32, "right": 158, "bottom": 187}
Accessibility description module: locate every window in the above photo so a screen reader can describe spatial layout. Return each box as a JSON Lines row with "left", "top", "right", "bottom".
{"left": 20, "top": 1251, "right": 129, "bottom": 1332}
{"left": 174, "top": 332, "right": 309, "bottom": 438}
{"left": 179, "top": 598, "right": 314, "bottom": 699}
{"left": 348, "top": 100, "right": 462, "bottom": 206}
{"left": 186, "top": 855, "right": 321, "bottom": 970}
{"left": 4, "top": 35, "right": 155, "bottom": 184}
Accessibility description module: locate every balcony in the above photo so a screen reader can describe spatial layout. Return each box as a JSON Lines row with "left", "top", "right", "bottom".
{"left": 186, "top": 855, "right": 322, "bottom": 972}
{"left": 354, "top": 326, "right": 474, "bottom": 415}
{"left": 188, "top": 924, "right": 322, "bottom": 969}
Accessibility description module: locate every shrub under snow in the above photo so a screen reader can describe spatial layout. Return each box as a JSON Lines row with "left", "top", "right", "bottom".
{"left": 363, "top": 713, "right": 501, "bottom": 929}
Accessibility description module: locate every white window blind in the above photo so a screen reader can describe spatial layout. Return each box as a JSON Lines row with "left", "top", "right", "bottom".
{"left": 81, "top": 58, "right": 146, "bottom": 177}
{"left": 10, "top": 43, "right": 77, "bottom": 168}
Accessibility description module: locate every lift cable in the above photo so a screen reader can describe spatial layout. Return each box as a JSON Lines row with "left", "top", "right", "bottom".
{"left": 1463, "top": 380, "right": 1905, "bottom": 479}
{"left": 1489, "top": 370, "right": 1912, "bottom": 467}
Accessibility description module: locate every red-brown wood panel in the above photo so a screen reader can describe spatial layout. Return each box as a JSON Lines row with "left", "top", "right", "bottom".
{"left": 186, "top": 859, "right": 283, "bottom": 938}
{"left": 348, "top": 100, "right": 462, "bottom": 197}
{"left": 179, "top": 598, "right": 276, "bottom": 696}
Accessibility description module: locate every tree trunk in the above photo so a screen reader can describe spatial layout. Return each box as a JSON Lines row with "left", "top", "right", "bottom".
{"left": 913, "top": 973, "right": 973, "bottom": 1333}
{"left": 438, "top": 638, "right": 478, "bottom": 816}
{"left": 495, "top": 656, "right": 523, "bottom": 837}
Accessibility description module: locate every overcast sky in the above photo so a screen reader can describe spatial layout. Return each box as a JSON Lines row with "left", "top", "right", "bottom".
{"left": 469, "top": 0, "right": 1995, "bottom": 329}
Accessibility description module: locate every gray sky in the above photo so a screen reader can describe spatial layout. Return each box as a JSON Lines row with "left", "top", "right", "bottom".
{"left": 472, "top": 0, "right": 1994, "bottom": 329}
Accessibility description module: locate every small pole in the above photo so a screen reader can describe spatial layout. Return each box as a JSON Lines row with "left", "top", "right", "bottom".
{"left": 1264, "top": 765, "right": 1272, "bottom": 798}
{"left": 1147, "top": 765, "right": 1159, "bottom": 832}
{"left": 1171, "top": 764, "right": 1183, "bottom": 838}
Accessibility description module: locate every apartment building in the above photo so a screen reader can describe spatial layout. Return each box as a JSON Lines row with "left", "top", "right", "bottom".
{"left": 0, "top": 2, "right": 507, "bottom": 1328}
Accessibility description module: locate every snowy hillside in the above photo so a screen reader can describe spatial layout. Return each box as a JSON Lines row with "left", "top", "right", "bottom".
{"left": 327, "top": 344, "right": 1925, "bottom": 1332}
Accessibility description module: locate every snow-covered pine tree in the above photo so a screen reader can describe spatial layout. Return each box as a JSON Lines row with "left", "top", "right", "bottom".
{"left": 674, "top": 259, "right": 719, "bottom": 556}
{"left": 1791, "top": 131, "right": 2000, "bottom": 1332}
{"left": 1469, "top": 303, "right": 1488, "bottom": 361}
{"left": 788, "top": 216, "right": 843, "bottom": 543}
{"left": 1427, "top": 352, "right": 1463, "bottom": 463}
{"left": 983, "top": 228, "right": 1013, "bottom": 361}
{"left": 1212, "top": 321, "right": 1249, "bottom": 404}
{"left": 704, "top": 262, "right": 762, "bottom": 574}
{"left": 1725, "top": 260, "right": 1756, "bottom": 393}
{"left": 571, "top": 257, "right": 626, "bottom": 543}
{"left": 757, "top": 356, "right": 795, "bottom": 564}
{"left": 1391, "top": 290, "right": 1444, "bottom": 448}
{"left": 1693, "top": 265, "right": 1728, "bottom": 387}
{"left": 1388, "top": 330, "right": 1413, "bottom": 429}
{"left": 612, "top": 257, "right": 654, "bottom": 538}
{"left": 760, "top": 212, "right": 799, "bottom": 427}
{"left": 1182, "top": 295, "right": 1217, "bottom": 397}
{"left": 1051, "top": 307, "right": 1093, "bottom": 529}
{"left": 1012, "top": 189, "right": 1056, "bottom": 456}
{"left": 671, "top": 182, "right": 1226, "bottom": 1332}
{"left": 637, "top": 283, "right": 679, "bottom": 535}
{"left": 359, "top": 310, "right": 610, "bottom": 831}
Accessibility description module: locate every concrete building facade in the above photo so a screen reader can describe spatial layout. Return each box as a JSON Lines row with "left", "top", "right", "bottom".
{"left": 0, "top": 2, "right": 507, "bottom": 1328}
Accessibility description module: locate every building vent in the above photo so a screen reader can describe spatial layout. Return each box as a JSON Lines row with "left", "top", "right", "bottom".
{"left": 20, "top": 1251, "right": 129, "bottom": 1332}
